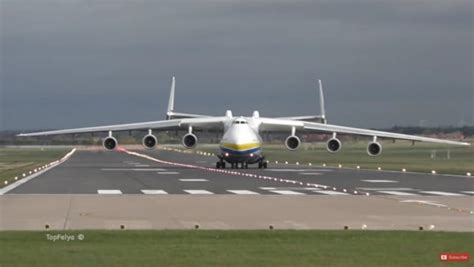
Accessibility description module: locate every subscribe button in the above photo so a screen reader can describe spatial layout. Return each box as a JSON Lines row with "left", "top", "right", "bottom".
{"left": 440, "top": 253, "right": 470, "bottom": 262}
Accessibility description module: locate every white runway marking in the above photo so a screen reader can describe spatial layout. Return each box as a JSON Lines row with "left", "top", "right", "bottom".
{"left": 179, "top": 179, "right": 208, "bottom": 182}
{"left": 460, "top": 191, "right": 474, "bottom": 195}
{"left": 362, "top": 179, "right": 398, "bottom": 183}
{"left": 260, "top": 187, "right": 321, "bottom": 191}
{"left": 270, "top": 190, "right": 305, "bottom": 195}
{"left": 377, "top": 191, "right": 419, "bottom": 196}
{"left": 101, "top": 168, "right": 166, "bottom": 171}
{"left": 141, "top": 190, "right": 168, "bottom": 195}
{"left": 419, "top": 191, "right": 465, "bottom": 196}
{"left": 357, "top": 187, "right": 414, "bottom": 191}
{"left": 134, "top": 164, "right": 150, "bottom": 167}
{"left": 227, "top": 190, "right": 260, "bottom": 195}
{"left": 184, "top": 190, "right": 214, "bottom": 195}
{"left": 314, "top": 190, "right": 349, "bottom": 195}
{"left": 158, "top": 172, "right": 180, "bottom": 175}
{"left": 299, "top": 172, "right": 323, "bottom": 175}
{"left": 400, "top": 200, "right": 447, "bottom": 207}
{"left": 98, "top": 190, "right": 122, "bottom": 195}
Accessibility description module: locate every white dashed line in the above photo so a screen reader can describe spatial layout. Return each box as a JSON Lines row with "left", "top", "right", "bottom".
{"left": 101, "top": 168, "right": 166, "bottom": 171}
{"left": 419, "top": 191, "right": 465, "bottom": 196}
{"left": 134, "top": 164, "right": 150, "bottom": 167}
{"left": 299, "top": 172, "right": 323, "bottom": 175}
{"left": 377, "top": 191, "right": 419, "bottom": 196}
{"left": 269, "top": 190, "right": 305, "bottom": 195}
{"left": 227, "top": 190, "right": 260, "bottom": 195}
{"left": 141, "top": 190, "right": 168, "bottom": 195}
{"left": 179, "top": 179, "right": 208, "bottom": 182}
{"left": 184, "top": 190, "right": 214, "bottom": 195}
{"left": 314, "top": 190, "right": 349, "bottom": 195}
{"left": 97, "top": 190, "right": 122, "bottom": 195}
{"left": 362, "top": 180, "right": 398, "bottom": 183}
{"left": 157, "top": 172, "right": 180, "bottom": 175}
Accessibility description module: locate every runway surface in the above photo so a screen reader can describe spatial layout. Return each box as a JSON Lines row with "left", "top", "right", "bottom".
{"left": 2, "top": 147, "right": 473, "bottom": 231}
{"left": 5, "top": 147, "right": 474, "bottom": 196}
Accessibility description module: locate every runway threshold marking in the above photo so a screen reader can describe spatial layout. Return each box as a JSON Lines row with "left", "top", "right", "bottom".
{"left": 97, "top": 190, "right": 122, "bottom": 195}
{"left": 141, "top": 190, "right": 168, "bottom": 195}
{"left": 418, "top": 191, "right": 465, "bottom": 196}
{"left": 377, "top": 191, "right": 419, "bottom": 196}
{"left": 184, "top": 190, "right": 214, "bottom": 195}
{"left": 226, "top": 190, "right": 260, "bottom": 195}
{"left": 270, "top": 190, "right": 305, "bottom": 195}
{"left": 123, "top": 149, "right": 358, "bottom": 196}
{"left": 314, "top": 190, "right": 350, "bottom": 196}
{"left": 361, "top": 179, "right": 398, "bottom": 183}
{"left": 179, "top": 179, "right": 208, "bottom": 182}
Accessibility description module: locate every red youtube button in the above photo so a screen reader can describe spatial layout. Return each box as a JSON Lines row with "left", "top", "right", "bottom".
{"left": 440, "top": 252, "right": 470, "bottom": 262}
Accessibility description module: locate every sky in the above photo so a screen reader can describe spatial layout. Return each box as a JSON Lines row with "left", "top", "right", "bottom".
{"left": 1, "top": 0, "right": 473, "bottom": 131}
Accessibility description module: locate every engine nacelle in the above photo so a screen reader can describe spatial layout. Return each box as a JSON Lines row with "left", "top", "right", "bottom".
{"left": 285, "top": 135, "right": 301, "bottom": 150}
{"left": 326, "top": 138, "right": 342, "bottom": 153}
{"left": 367, "top": 142, "right": 382, "bottom": 156}
{"left": 103, "top": 136, "right": 118, "bottom": 151}
{"left": 182, "top": 133, "right": 198, "bottom": 149}
{"left": 142, "top": 134, "right": 158, "bottom": 150}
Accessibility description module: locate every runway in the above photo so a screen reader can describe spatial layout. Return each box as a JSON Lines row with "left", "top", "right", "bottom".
{"left": 4, "top": 147, "right": 474, "bottom": 196}
{"left": 1, "top": 147, "right": 473, "bottom": 231}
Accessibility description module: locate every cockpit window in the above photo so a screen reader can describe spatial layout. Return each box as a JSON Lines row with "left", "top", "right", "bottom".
{"left": 233, "top": 120, "right": 247, "bottom": 124}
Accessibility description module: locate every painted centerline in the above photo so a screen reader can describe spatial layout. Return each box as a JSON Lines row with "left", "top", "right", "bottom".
{"left": 179, "top": 179, "right": 208, "bottom": 182}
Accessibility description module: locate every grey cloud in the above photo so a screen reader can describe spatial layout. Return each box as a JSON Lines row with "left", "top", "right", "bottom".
{"left": 1, "top": 0, "right": 472, "bottom": 130}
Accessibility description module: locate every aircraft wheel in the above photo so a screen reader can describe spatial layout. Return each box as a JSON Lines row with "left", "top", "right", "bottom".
{"left": 216, "top": 162, "right": 221, "bottom": 169}
{"left": 263, "top": 161, "right": 268, "bottom": 169}
{"left": 222, "top": 162, "right": 226, "bottom": 169}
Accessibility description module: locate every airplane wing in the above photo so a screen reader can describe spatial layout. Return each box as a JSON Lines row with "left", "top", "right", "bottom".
{"left": 17, "top": 117, "right": 229, "bottom": 137}
{"left": 258, "top": 118, "right": 470, "bottom": 146}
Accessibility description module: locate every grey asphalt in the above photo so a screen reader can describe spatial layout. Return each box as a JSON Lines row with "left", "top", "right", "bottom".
{"left": 6, "top": 148, "right": 474, "bottom": 196}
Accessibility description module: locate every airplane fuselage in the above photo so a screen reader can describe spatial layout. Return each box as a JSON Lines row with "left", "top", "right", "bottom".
{"left": 218, "top": 117, "right": 264, "bottom": 165}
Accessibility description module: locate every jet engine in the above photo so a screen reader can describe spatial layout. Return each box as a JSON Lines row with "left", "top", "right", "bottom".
{"left": 367, "top": 142, "right": 382, "bottom": 156}
{"left": 182, "top": 133, "right": 198, "bottom": 149}
{"left": 103, "top": 136, "right": 118, "bottom": 151}
{"left": 142, "top": 134, "right": 158, "bottom": 150}
{"left": 326, "top": 138, "right": 342, "bottom": 153}
{"left": 285, "top": 135, "right": 301, "bottom": 150}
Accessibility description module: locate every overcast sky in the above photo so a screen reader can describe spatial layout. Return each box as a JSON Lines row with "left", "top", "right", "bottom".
{"left": 1, "top": 0, "right": 472, "bottom": 130}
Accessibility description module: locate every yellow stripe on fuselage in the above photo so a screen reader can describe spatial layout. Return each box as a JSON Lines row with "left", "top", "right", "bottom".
{"left": 220, "top": 142, "right": 260, "bottom": 151}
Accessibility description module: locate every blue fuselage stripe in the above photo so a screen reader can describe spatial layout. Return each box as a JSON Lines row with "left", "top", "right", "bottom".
{"left": 220, "top": 147, "right": 261, "bottom": 155}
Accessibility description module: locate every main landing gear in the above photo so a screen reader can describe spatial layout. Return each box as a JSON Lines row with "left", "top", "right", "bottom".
{"left": 216, "top": 159, "right": 267, "bottom": 169}
{"left": 258, "top": 160, "right": 268, "bottom": 169}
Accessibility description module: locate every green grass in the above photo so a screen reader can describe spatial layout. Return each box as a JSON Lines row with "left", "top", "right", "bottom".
{"left": 199, "top": 141, "right": 474, "bottom": 175}
{"left": 0, "top": 230, "right": 472, "bottom": 267}
{"left": 0, "top": 147, "right": 69, "bottom": 187}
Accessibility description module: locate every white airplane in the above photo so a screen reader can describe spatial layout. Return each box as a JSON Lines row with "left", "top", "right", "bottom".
{"left": 18, "top": 77, "right": 470, "bottom": 169}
